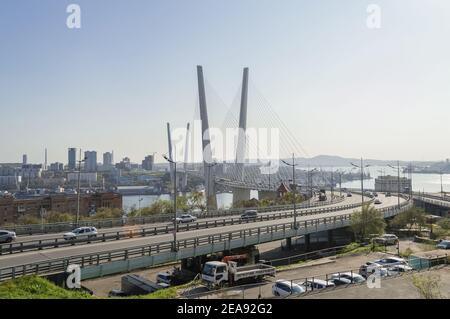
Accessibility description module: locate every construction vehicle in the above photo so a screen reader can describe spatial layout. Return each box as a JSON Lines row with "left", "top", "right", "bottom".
{"left": 319, "top": 189, "right": 327, "bottom": 201}
{"left": 201, "top": 254, "right": 276, "bottom": 289}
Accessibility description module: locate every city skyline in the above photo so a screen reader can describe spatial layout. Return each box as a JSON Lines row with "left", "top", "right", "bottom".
{"left": 2, "top": 1, "right": 450, "bottom": 163}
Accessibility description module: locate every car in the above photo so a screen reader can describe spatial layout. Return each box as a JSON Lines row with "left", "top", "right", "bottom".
{"left": 436, "top": 240, "right": 450, "bottom": 250}
{"left": 0, "top": 230, "right": 16, "bottom": 243}
{"left": 373, "top": 257, "right": 407, "bottom": 268}
{"left": 63, "top": 226, "right": 98, "bottom": 240}
{"left": 272, "top": 280, "right": 305, "bottom": 297}
{"left": 241, "top": 210, "right": 258, "bottom": 220}
{"left": 373, "top": 192, "right": 378, "bottom": 197}
{"left": 386, "top": 264, "right": 413, "bottom": 276}
{"left": 373, "top": 234, "right": 399, "bottom": 245}
{"left": 374, "top": 199, "right": 382, "bottom": 205}
{"left": 300, "top": 279, "right": 335, "bottom": 291}
{"left": 174, "top": 214, "right": 197, "bottom": 224}
{"left": 386, "top": 192, "right": 391, "bottom": 197}
{"left": 359, "top": 261, "right": 388, "bottom": 278}
{"left": 347, "top": 192, "right": 352, "bottom": 197}
{"left": 156, "top": 271, "right": 172, "bottom": 285}
{"left": 330, "top": 272, "right": 366, "bottom": 285}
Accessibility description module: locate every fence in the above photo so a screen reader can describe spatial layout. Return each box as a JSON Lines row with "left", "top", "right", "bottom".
{"left": 0, "top": 199, "right": 411, "bottom": 282}
{"left": 0, "top": 201, "right": 365, "bottom": 256}
{"left": 2, "top": 195, "right": 345, "bottom": 236}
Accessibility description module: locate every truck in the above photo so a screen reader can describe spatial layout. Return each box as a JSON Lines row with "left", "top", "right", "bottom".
{"left": 201, "top": 258, "right": 276, "bottom": 289}
{"left": 319, "top": 189, "right": 327, "bottom": 201}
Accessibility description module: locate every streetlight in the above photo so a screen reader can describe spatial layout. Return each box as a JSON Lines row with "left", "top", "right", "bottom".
{"left": 206, "top": 161, "right": 217, "bottom": 213}
{"left": 440, "top": 169, "right": 444, "bottom": 198}
{"left": 76, "top": 154, "right": 87, "bottom": 226}
{"left": 350, "top": 158, "right": 370, "bottom": 207}
{"left": 388, "top": 161, "right": 401, "bottom": 209}
{"left": 163, "top": 154, "right": 178, "bottom": 252}
{"left": 282, "top": 153, "right": 298, "bottom": 230}
{"left": 307, "top": 167, "right": 318, "bottom": 204}
{"left": 335, "top": 169, "right": 344, "bottom": 197}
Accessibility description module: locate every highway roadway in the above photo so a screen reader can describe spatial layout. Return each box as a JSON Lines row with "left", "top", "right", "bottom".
{"left": 0, "top": 194, "right": 405, "bottom": 269}
{"left": 10, "top": 192, "right": 355, "bottom": 243}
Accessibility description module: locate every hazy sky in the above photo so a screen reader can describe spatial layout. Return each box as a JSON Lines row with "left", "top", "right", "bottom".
{"left": 1, "top": 0, "right": 450, "bottom": 164}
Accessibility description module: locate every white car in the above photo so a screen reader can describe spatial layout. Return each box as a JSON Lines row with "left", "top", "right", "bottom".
{"left": 373, "top": 234, "right": 398, "bottom": 245}
{"left": 359, "top": 261, "right": 388, "bottom": 278}
{"left": 386, "top": 264, "right": 413, "bottom": 276}
{"left": 373, "top": 257, "right": 407, "bottom": 268}
{"left": 63, "top": 226, "right": 98, "bottom": 240}
{"left": 272, "top": 280, "right": 305, "bottom": 297}
{"left": 300, "top": 279, "right": 335, "bottom": 291}
{"left": 175, "top": 214, "right": 197, "bottom": 224}
{"left": 0, "top": 230, "right": 16, "bottom": 243}
{"left": 374, "top": 199, "right": 382, "bottom": 205}
{"left": 330, "top": 272, "right": 366, "bottom": 285}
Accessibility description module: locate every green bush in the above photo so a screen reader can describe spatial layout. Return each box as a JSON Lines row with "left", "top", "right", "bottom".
{"left": 0, "top": 276, "right": 94, "bottom": 299}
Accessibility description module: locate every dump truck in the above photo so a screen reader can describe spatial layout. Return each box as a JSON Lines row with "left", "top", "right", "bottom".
{"left": 201, "top": 259, "right": 276, "bottom": 289}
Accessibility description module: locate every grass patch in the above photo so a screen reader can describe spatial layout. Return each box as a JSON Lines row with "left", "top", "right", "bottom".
{"left": 124, "top": 278, "right": 201, "bottom": 299}
{"left": 337, "top": 242, "right": 386, "bottom": 256}
{"left": 0, "top": 276, "right": 94, "bottom": 299}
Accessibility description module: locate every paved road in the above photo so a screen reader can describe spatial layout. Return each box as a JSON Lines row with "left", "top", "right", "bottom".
{"left": 0, "top": 194, "right": 403, "bottom": 269}
{"left": 10, "top": 193, "right": 357, "bottom": 243}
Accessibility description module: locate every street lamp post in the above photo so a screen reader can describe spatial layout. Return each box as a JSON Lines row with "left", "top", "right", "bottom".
{"left": 163, "top": 154, "right": 178, "bottom": 252}
{"left": 206, "top": 162, "right": 217, "bottom": 213}
{"left": 76, "top": 154, "right": 87, "bottom": 226}
{"left": 350, "top": 158, "right": 370, "bottom": 207}
{"left": 440, "top": 170, "right": 443, "bottom": 199}
{"left": 307, "top": 167, "right": 318, "bottom": 205}
{"left": 388, "top": 161, "right": 401, "bottom": 209}
{"left": 282, "top": 154, "right": 298, "bottom": 229}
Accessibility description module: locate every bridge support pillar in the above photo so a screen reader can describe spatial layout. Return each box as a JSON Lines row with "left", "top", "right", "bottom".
{"left": 258, "top": 190, "right": 278, "bottom": 201}
{"left": 285, "top": 237, "right": 292, "bottom": 250}
{"left": 232, "top": 187, "right": 251, "bottom": 205}
{"left": 304, "top": 234, "right": 311, "bottom": 251}
{"left": 327, "top": 230, "right": 334, "bottom": 246}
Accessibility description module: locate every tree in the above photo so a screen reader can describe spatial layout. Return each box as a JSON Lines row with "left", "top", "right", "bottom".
{"left": 437, "top": 218, "right": 450, "bottom": 230}
{"left": 391, "top": 207, "right": 426, "bottom": 232}
{"left": 45, "top": 211, "right": 73, "bottom": 223}
{"left": 351, "top": 204, "right": 386, "bottom": 241}
{"left": 16, "top": 215, "right": 40, "bottom": 225}
{"left": 188, "top": 191, "right": 204, "bottom": 211}
{"left": 412, "top": 274, "right": 445, "bottom": 299}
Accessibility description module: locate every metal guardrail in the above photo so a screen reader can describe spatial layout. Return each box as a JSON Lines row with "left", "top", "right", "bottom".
{"left": 0, "top": 199, "right": 411, "bottom": 281}
{"left": 2, "top": 196, "right": 345, "bottom": 236}
{"left": 0, "top": 199, "right": 365, "bottom": 256}
{"left": 413, "top": 193, "right": 450, "bottom": 208}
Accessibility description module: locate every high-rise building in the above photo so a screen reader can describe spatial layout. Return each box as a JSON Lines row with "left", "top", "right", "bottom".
{"left": 22, "top": 154, "right": 27, "bottom": 165}
{"left": 142, "top": 155, "right": 154, "bottom": 171}
{"left": 84, "top": 151, "right": 98, "bottom": 172}
{"left": 49, "top": 162, "right": 64, "bottom": 172}
{"left": 68, "top": 148, "right": 77, "bottom": 170}
{"left": 103, "top": 152, "right": 114, "bottom": 167}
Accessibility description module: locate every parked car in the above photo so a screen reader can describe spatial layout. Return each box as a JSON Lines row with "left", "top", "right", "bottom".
{"left": 436, "top": 240, "right": 450, "bottom": 250}
{"left": 330, "top": 272, "right": 366, "bottom": 285}
{"left": 63, "top": 226, "right": 98, "bottom": 240}
{"left": 300, "top": 279, "right": 335, "bottom": 291}
{"left": 386, "top": 264, "right": 413, "bottom": 276}
{"left": 373, "top": 192, "right": 378, "bottom": 197}
{"left": 174, "top": 214, "right": 197, "bottom": 224}
{"left": 272, "top": 280, "right": 305, "bottom": 297}
{"left": 241, "top": 210, "right": 258, "bottom": 220}
{"left": 347, "top": 192, "right": 353, "bottom": 197}
{"left": 156, "top": 271, "right": 172, "bottom": 285}
{"left": 0, "top": 230, "right": 16, "bottom": 243}
{"left": 373, "top": 234, "right": 399, "bottom": 245}
{"left": 374, "top": 199, "right": 382, "bottom": 205}
{"left": 373, "top": 257, "right": 407, "bottom": 268}
{"left": 359, "top": 261, "right": 388, "bottom": 278}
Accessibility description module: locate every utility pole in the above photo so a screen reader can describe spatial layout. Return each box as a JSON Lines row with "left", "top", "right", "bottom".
{"left": 282, "top": 154, "right": 298, "bottom": 229}
{"left": 163, "top": 154, "right": 178, "bottom": 252}
{"left": 351, "top": 158, "right": 370, "bottom": 207}
{"left": 76, "top": 150, "right": 86, "bottom": 226}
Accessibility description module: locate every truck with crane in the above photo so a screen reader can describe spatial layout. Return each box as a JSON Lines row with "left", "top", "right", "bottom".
{"left": 201, "top": 253, "right": 276, "bottom": 289}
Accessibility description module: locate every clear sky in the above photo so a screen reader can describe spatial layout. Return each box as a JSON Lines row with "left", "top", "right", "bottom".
{"left": 1, "top": 0, "right": 450, "bottom": 164}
